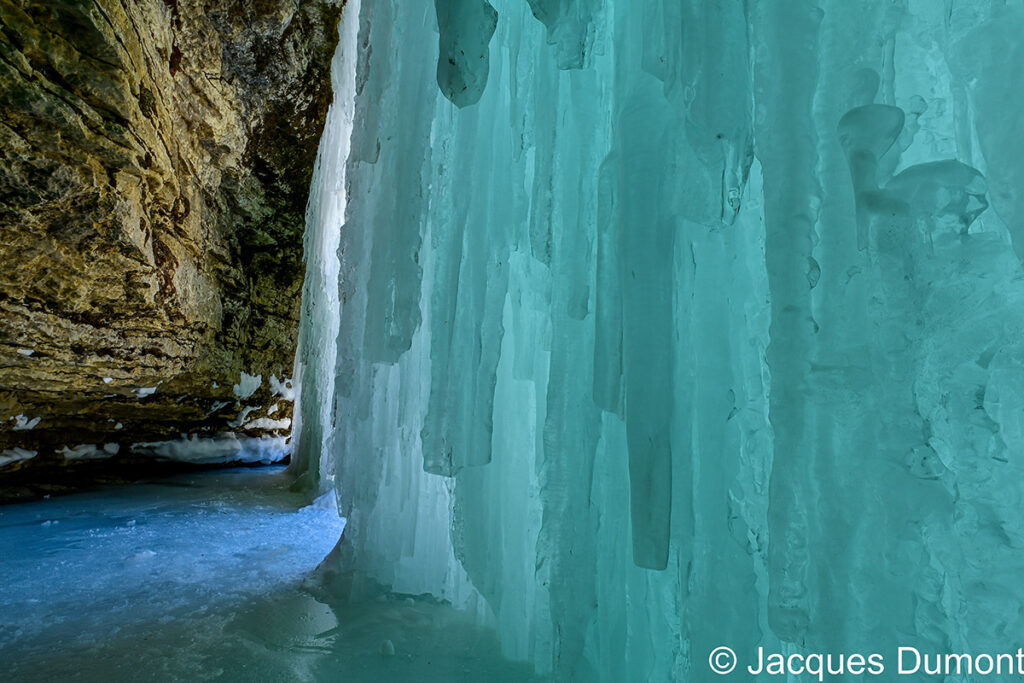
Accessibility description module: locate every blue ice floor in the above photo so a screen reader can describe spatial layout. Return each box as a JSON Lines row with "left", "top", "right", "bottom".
{"left": 0, "top": 466, "right": 539, "bottom": 682}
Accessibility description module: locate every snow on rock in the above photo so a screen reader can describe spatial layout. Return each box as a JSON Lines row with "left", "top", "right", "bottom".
{"left": 233, "top": 372, "right": 262, "bottom": 399}
{"left": 16, "top": 349, "right": 34, "bottom": 356}
{"left": 130, "top": 434, "right": 289, "bottom": 465}
{"left": 228, "top": 406, "right": 258, "bottom": 428}
{"left": 11, "top": 415, "right": 41, "bottom": 431}
{"left": 0, "top": 448, "right": 37, "bottom": 467}
{"left": 206, "top": 401, "right": 231, "bottom": 416}
{"left": 132, "top": 383, "right": 161, "bottom": 398}
{"left": 58, "top": 444, "right": 115, "bottom": 461}
{"left": 243, "top": 417, "right": 292, "bottom": 431}
{"left": 268, "top": 375, "right": 294, "bottom": 401}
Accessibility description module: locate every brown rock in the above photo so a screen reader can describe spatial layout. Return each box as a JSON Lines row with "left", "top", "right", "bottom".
{"left": 0, "top": 0, "right": 342, "bottom": 484}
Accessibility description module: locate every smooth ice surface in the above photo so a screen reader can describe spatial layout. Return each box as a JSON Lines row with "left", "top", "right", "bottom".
{"left": 0, "top": 468, "right": 538, "bottom": 682}
{"left": 293, "top": 0, "right": 1024, "bottom": 679}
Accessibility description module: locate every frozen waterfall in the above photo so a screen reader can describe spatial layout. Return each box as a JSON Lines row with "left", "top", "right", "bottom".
{"left": 295, "top": 0, "right": 1024, "bottom": 679}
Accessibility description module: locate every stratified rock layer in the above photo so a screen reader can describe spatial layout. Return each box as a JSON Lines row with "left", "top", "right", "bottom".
{"left": 0, "top": 0, "right": 341, "bottom": 485}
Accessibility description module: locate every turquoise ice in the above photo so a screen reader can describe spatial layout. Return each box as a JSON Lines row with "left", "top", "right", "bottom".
{"left": 294, "top": 0, "right": 1024, "bottom": 679}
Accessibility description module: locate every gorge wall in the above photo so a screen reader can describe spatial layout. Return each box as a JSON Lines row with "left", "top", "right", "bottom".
{"left": 0, "top": 0, "right": 342, "bottom": 496}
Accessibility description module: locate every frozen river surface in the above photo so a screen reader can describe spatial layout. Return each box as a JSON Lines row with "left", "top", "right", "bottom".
{"left": 0, "top": 467, "right": 539, "bottom": 682}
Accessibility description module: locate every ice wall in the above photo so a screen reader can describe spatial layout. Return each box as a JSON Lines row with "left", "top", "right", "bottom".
{"left": 290, "top": 0, "right": 363, "bottom": 493}
{"left": 302, "top": 0, "right": 1024, "bottom": 679}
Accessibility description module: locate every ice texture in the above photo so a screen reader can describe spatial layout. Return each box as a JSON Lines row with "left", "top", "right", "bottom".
{"left": 58, "top": 444, "right": 115, "bottom": 461}
{"left": 0, "top": 468, "right": 345, "bottom": 679}
{"left": 290, "top": 1, "right": 361, "bottom": 494}
{"left": 434, "top": 0, "right": 498, "bottom": 107}
{"left": 0, "top": 470, "right": 540, "bottom": 682}
{"left": 294, "top": 0, "right": 1024, "bottom": 679}
{"left": 130, "top": 435, "right": 289, "bottom": 465}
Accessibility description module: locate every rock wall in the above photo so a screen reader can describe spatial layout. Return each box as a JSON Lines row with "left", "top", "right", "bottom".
{"left": 0, "top": 0, "right": 342, "bottom": 493}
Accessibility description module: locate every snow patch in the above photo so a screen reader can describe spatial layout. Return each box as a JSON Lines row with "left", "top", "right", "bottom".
{"left": 269, "top": 375, "right": 295, "bottom": 401}
{"left": 11, "top": 415, "right": 41, "bottom": 431}
{"left": 130, "top": 434, "right": 290, "bottom": 465}
{"left": 103, "top": 377, "right": 113, "bottom": 384}
{"left": 244, "top": 417, "right": 292, "bottom": 431}
{"left": 16, "top": 348, "right": 34, "bottom": 356}
{"left": 233, "top": 373, "right": 262, "bottom": 399}
{"left": 206, "top": 401, "right": 231, "bottom": 416}
{"left": 0, "top": 448, "right": 37, "bottom": 467}
{"left": 59, "top": 444, "right": 115, "bottom": 461}
{"left": 229, "top": 405, "right": 258, "bottom": 428}
{"left": 267, "top": 403, "right": 279, "bottom": 415}
{"left": 133, "top": 383, "right": 162, "bottom": 398}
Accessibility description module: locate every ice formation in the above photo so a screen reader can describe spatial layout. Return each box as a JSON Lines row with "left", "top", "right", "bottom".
{"left": 0, "top": 468, "right": 344, "bottom": 677}
{"left": 293, "top": 0, "right": 1024, "bottom": 679}
{"left": 130, "top": 435, "right": 290, "bottom": 465}
{"left": 289, "top": 0, "right": 361, "bottom": 495}
{"left": 58, "top": 444, "right": 116, "bottom": 461}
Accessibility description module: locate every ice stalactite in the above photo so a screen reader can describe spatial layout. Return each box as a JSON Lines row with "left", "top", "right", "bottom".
{"left": 290, "top": 0, "right": 362, "bottom": 494}
{"left": 434, "top": 0, "right": 499, "bottom": 107}
{"left": 295, "top": 0, "right": 1024, "bottom": 679}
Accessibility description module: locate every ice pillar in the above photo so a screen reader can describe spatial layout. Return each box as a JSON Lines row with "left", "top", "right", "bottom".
{"left": 301, "top": 0, "right": 1024, "bottom": 679}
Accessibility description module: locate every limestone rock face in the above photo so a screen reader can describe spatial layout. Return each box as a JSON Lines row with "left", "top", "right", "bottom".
{"left": 0, "top": 0, "right": 341, "bottom": 485}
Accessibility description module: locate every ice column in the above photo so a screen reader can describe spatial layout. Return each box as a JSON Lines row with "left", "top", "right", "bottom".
{"left": 306, "top": 0, "right": 1024, "bottom": 680}
{"left": 290, "top": 0, "right": 362, "bottom": 493}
